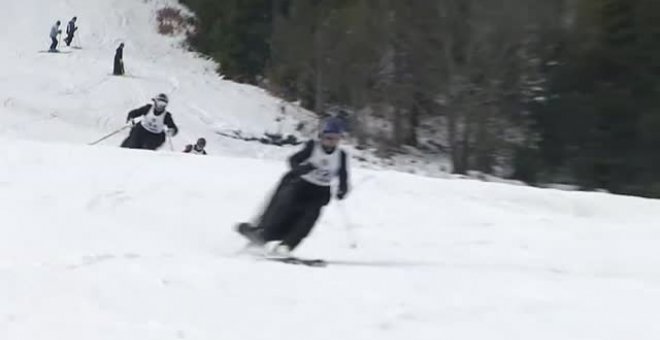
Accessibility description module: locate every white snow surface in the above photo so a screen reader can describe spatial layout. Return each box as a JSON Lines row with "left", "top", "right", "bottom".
{"left": 2, "top": 139, "right": 660, "bottom": 340}
{"left": 2, "top": 1, "right": 660, "bottom": 340}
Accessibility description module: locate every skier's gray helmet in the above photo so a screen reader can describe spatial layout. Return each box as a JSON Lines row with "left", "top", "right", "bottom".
{"left": 153, "top": 93, "right": 169, "bottom": 104}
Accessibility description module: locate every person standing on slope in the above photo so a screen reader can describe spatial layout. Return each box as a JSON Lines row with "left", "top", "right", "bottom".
{"left": 183, "top": 138, "right": 207, "bottom": 155}
{"left": 49, "top": 21, "right": 62, "bottom": 52}
{"left": 113, "top": 43, "right": 125, "bottom": 75}
{"left": 237, "top": 118, "right": 350, "bottom": 257}
{"left": 120, "top": 93, "right": 178, "bottom": 150}
{"left": 64, "top": 17, "right": 77, "bottom": 47}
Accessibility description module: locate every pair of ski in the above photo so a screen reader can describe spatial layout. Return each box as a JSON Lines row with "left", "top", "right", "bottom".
{"left": 38, "top": 49, "right": 72, "bottom": 54}
{"left": 38, "top": 46, "right": 82, "bottom": 54}
{"left": 236, "top": 223, "right": 327, "bottom": 267}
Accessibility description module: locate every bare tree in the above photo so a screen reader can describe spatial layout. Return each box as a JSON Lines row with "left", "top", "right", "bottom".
{"left": 436, "top": 0, "right": 562, "bottom": 174}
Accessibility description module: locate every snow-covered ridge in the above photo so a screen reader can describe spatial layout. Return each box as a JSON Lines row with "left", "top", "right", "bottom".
{"left": 0, "top": 0, "right": 315, "bottom": 158}
{"left": 0, "top": 0, "right": 507, "bottom": 179}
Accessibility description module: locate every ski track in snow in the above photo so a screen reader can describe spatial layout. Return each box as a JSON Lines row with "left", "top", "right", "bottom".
{"left": 1, "top": 1, "right": 660, "bottom": 340}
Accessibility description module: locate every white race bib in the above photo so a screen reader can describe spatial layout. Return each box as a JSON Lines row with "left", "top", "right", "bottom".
{"left": 301, "top": 143, "right": 342, "bottom": 187}
{"left": 140, "top": 107, "right": 166, "bottom": 134}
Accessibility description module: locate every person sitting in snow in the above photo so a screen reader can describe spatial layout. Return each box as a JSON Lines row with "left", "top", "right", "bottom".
{"left": 64, "top": 17, "right": 77, "bottom": 47}
{"left": 49, "top": 21, "right": 62, "bottom": 52}
{"left": 236, "top": 117, "right": 350, "bottom": 257}
{"left": 120, "top": 93, "right": 178, "bottom": 150}
{"left": 183, "top": 138, "right": 207, "bottom": 155}
{"left": 113, "top": 43, "right": 125, "bottom": 76}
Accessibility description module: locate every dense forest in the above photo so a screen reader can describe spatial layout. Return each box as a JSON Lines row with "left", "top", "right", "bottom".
{"left": 178, "top": 0, "right": 660, "bottom": 197}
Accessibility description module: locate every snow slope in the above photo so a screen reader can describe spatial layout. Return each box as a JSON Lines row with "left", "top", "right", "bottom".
{"left": 2, "top": 138, "right": 660, "bottom": 340}
{"left": 0, "top": 0, "right": 314, "bottom": 158}
{"left": 0, "top": 0, "right": 458, "bottom": 177}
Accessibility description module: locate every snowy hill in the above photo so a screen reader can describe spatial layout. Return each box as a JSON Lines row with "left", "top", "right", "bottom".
{"left": 2, "top": 138, "right": 660, "bottom": 340}
{"left": 0, "top": 0, "right": 314, "bottom": 158}
{"left": 2, "top": 0, "right": 660, "bottom": 339}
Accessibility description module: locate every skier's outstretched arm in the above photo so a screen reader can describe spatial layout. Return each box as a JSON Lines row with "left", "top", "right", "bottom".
{"left": 289, "top": 140, "right": 314, "bottom": 167}
{"left": 126, "top": 105, "right": 150, "bottom": 123}
{"left": 288, "top": 140, "right": 315, "bottom": 175}
{"left": 164, "top": 113, "right": 179, "bottom": 136}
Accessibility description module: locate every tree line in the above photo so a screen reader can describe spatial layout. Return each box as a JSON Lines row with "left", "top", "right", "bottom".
{"left": 180, "top": 0, "right": 660, "bottom": 197}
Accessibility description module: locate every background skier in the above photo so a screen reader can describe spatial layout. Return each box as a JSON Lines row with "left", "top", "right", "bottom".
{"left": 64, "top": 17, "right": 77, "bottom": 47}
{"left": 49, "top": 21, "right": 62, "bottom": 51}
{"left": 183, "top": 138, "right": 207, "bottom": 155}
{"left": 120, "top": 93, "right": 178, "bottom": 150}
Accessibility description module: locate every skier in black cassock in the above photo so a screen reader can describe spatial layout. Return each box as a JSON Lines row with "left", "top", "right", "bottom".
{"left": 113, "top": 43, "right": 125, "bottom": 76}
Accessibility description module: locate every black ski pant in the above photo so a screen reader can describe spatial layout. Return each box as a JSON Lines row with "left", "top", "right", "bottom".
{"left": 65, "top": 32, "right": 74, "bottom": 46}
{"left": 254, "top": 173, "right": 296, "bottom": 226}
{"left": 259, "top": 177, "right": 330, "bottom": 250}
{"left": 120, "top": 124, "right": 166, "bottom": 150}
{"left": 50, "top": 37, "right": 58, "bottom": 51}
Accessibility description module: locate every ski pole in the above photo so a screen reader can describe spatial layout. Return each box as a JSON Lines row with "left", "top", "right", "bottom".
{"left": 88, "top": 124, "right": 130, "bottom": 145}
{"left": 333, "top": 175, "right": 375, "bottom": 249}
{"left": 336, "top": 200, "right": 358, "bottom": 249}
{"left": 167, "top": 134, "right": 174, "bottom": 151}
{"left": 76, "top": 29, "right": 82, "bottom": 48}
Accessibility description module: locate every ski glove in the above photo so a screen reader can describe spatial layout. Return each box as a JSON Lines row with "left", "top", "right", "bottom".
{"left": 167, "top": 128, "right": 178, "bottom": 137}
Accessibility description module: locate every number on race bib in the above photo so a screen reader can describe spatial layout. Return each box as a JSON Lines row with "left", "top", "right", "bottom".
{"left": 315, "top": 169, "right": 332, "bottom": 183}
{"left": 146, "top": 118, "right": 157, "bottom": 129}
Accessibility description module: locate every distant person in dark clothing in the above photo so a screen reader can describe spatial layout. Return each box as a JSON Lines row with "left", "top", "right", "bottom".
{"left": 64, "top": 17, "right": 77, "bottom": 46}
{"left": 49, "top": 21, "right": 62, "bottom": 52}
{"left": 113, "top": 43, "right": 125, "bottom": 75}
{"left": 183, "top": 138, "right": 207, "bottom": 155}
